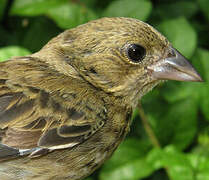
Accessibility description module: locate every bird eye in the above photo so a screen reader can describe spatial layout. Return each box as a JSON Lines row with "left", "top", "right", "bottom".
{"left": 126, "top": 44, "right": 146, "bottom": 63}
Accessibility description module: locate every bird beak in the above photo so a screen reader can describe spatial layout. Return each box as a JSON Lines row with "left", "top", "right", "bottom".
{"left": 147, "top": 47, "right": 203, "bottom": 82}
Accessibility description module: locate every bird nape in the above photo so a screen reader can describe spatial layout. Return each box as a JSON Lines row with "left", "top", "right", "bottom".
{"left": 0, "top": 17, "right": 202, "bottom": 180}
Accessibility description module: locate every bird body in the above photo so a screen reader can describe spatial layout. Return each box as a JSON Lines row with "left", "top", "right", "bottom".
{"left": 0, "top": 17, "right": 202, "bottom": 180}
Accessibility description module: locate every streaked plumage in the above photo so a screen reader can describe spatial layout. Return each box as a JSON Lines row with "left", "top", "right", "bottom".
{"left": 0, "top": 17, "right": 202, "bottom": 180}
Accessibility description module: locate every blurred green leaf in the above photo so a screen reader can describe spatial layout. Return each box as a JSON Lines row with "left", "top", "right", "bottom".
{"left": 0, "top": 46, "right": 30, "bottom": 61}
{"left": 101, "top": 158, "right": 154, "bottom": 180}
{"left": 198, "top": 0, "right": 209, "bottom": 21}
{"left": 191, "top": 49, "right": 209, "bottom": 121}
{"left": 144, "top": 97, "right": 197, "bottom": 150}
{"left": 142, "top": 93, "right": 170, "bottom": 146}
{"left": 188, "top": 150, "right": 209, "bottom": 180}
{"left": 0, "top": 0, "right": 7, "bottom": 20}
{"left": 148, "top": 146, "right": 209, "bottom": 180}
{"left": 164, "top": 99, "right": 197, "bottom": 150}
{"left": 82, "top": 0, "right": 97, "bottom": 8}
{"left": 192, "top": 48, "right": 209, "bottom": 82}
{"left": 11, "top": 0, "right": 68, "bottom": 16}
{"left": 84, "top": 177, "right": 94, "bottom": 180}
{"left": 198, "top": 128, "right": 209, "bottom": 146}
{"left": 155, "top": 1, "right": 198, "bottom": 19}
{"left": 161, "top": 82, "right": 200, "bottom": 103}
{"left": 200, "top": 84, "right": 209, "bottom": 121}
{"left": 47, "top": 2, "right": 98, "bottom": 29}
{"left": 131, "top": 108, "right": 139, "bottom": 121}
{"left": 147, "top": 146, "right": 194, "bottom": 180}
{"left": 158, "top": 17, "right": 197, "bottom": 58}
{"left": 103, "top": 0, "right": 152, "bottom": 21}
{"left": 21, "top": 17, "right": 60, "bottom": 52}
{"left": 100, "top": 138, "right": 154, "bottom": 180}
{"left": 0, "top": 27, "right": 10, "bottom": 46}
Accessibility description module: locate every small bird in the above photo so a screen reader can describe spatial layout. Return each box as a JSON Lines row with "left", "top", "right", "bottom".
{"left": 0, "top": 17, "right": 202, "bottom": 180}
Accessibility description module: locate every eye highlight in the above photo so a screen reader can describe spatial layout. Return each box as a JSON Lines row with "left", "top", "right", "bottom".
{"left": 126, "top": 44, "right": 146, "bottom": 63}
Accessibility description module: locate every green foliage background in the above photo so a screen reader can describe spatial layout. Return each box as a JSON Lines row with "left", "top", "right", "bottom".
{"left": 0, "top": 0, "right": 209, "bottom": 179}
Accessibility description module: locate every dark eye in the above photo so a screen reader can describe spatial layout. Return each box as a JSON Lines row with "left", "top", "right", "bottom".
{"left": 126, "top": 44, "right": 146, "bottom": 63}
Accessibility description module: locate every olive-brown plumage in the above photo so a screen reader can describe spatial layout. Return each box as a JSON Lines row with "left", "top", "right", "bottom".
{"left": 0, "top": 17, "right": 202, "bottom": 180}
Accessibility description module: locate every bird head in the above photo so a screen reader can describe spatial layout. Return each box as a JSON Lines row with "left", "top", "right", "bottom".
{"left": 46, "top": 17, "right": 202, "bottom": 107}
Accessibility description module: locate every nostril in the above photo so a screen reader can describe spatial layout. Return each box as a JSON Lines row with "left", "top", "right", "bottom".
{"left": 167, "top": 47, "right": 176, "bottom": 58}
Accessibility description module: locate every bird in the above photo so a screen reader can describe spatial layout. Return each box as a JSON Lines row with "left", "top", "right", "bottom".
{"left": 0, "top": 17, "right": 202, "bottom": 180}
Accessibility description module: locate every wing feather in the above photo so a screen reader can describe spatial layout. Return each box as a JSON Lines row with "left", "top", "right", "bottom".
{"left": 0, "top": 57, "right": 107, "bottom": 159}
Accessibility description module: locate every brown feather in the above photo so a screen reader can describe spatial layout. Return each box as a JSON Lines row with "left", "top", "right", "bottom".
{"left": 2, "top": 128, "right": 42, "bottom": 149}
{"left": 0, "top": 58, "right": 108, "bottom": 151}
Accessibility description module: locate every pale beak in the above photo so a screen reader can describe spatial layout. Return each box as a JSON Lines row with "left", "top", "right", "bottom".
{"left": 147, "top": 47, "right": 203, "bottom": 82}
